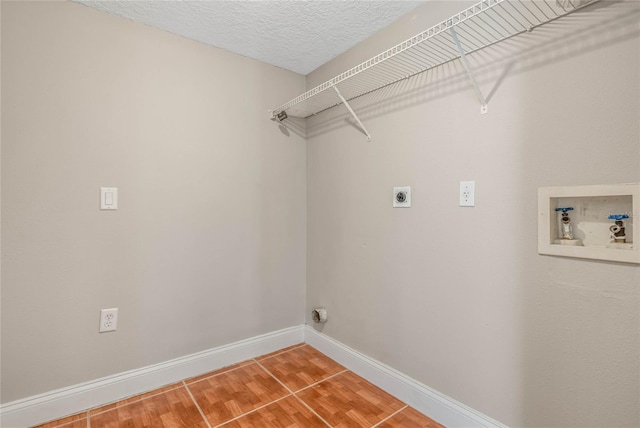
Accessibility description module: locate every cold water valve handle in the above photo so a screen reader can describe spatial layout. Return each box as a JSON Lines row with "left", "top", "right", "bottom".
{"left": 608, "top": 214, "right": 629, "bottom": 221}
{"left": 554, "top": 207, "right": 574, "bottom": 213}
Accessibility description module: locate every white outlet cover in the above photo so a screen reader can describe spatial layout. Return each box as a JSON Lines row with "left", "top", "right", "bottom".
{"left": 460, "top": 181, "right": 475, "bottom": 207}
{"left": 99, "top": 308, "right": 119, "bottom": 333}
{"left": 393, "top": 186, "right": 411, "bottom": 208}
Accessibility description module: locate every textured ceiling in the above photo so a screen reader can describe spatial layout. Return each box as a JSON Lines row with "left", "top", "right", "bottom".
{"left": 75, "top": 1, "right": 425, "bottom": 75}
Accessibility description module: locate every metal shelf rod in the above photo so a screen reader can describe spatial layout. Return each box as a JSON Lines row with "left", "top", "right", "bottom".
{"left": 450, "top": 26, "right": 488, "bottom": 114}
{"left": 333, "top": 86, "right": 371, "bottom": 142}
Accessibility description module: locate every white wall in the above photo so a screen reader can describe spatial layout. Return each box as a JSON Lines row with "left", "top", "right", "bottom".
{"left": 1, "top": 1, "right": 306, "bottom": 403}
{"left": 306, "top": 1, "right": 640, "bottom": 426}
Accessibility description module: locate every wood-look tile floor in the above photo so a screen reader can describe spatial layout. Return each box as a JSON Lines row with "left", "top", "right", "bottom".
{"left": 34, "top": 344, "right": 444, "bottom": 428}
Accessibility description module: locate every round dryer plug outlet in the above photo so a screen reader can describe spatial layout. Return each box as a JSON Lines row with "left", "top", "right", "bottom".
{"left": 393, "top": 186, "right": 411, "bottom": 208}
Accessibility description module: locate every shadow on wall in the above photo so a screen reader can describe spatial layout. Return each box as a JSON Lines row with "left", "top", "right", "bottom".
{"left": 298, "top": 0, "right": 639, "bottom": 142}
{"left": 277, "top": 117, "right": 306, "bottom": 139}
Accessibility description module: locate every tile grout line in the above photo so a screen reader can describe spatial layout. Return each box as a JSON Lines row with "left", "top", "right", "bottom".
{"left": 189, "top": 359, "right": 301, "bottom": 426}
{"left": 87, "top": 383, "right": 184, "bottom": 417}
{"left": 293, "top": 368, "right": 348, "bottom": 394}
{"left": 209, "top": 348, "right": 348, "bottom": 427}
{"left": 254, "top": 359, "right": 295, "bottom": 394}
{"left": 258, "top": 351, "right": 410, "bottom": 428}
{"left": 187, "top": 346, "right": 307, "bottom": 427}
{"left": 212, "top": 394, "right": 292, "bottom": 428}
{"left": 291, "top": 394, "right": 333, "bottom": 428}
{"left": 254, "top": 343, "right": 308, "bottom": 363}
{"left": 37, "top": 410, "right": 91, "bottom": 428}
{"left": 370, "top": 404, "right": 408, "bottom": 428}
{"left": 290, "top": 370, "right": 339, "bottom": 428}
{"left": 44, "top": 418, "right": 83, "bottom": 428}
{"left": 254, "top": 359, "right": 334, "bottom": 428}
{"left": 182, "top": 381, "right": 213, "bottom": 428}
{"left": 183, "top": 362, "right": 255, "bottom": 387}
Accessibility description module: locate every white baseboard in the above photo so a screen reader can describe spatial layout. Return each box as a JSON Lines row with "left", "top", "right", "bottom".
{"left": 304, "top": 325, "right": 507, "bottom": 428}
{"left": 2, "top": 324, "right": 505, "bottom": 428}
{"left": 0, "top": 325, "right": 305, "bottom": 428}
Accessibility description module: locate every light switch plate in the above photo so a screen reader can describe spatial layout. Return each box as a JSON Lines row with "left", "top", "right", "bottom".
{"left": 100, "top": 187, "right": 118, "bottom": 210}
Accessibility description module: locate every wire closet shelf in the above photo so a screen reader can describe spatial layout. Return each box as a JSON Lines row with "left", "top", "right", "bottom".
{"left": 270, "top": 0, "right": 599, "bottom": 122}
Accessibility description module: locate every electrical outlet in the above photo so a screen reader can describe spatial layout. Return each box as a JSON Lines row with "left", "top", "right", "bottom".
{"left": 393, "top": 186, "right": 411, "bottom": 208}
{"left": 460, "top": 181, "right": 475, "bottom": 207}
{"left": 99, "top": 308, "right": 118, "bottom": 333}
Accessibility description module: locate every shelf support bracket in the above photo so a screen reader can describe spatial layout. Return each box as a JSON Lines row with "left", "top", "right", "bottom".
{"left": 450, "top": 26, "right": 488, "bottom": 114}
{"left": 333, "top": 85, "right": 372, "bottom": 141}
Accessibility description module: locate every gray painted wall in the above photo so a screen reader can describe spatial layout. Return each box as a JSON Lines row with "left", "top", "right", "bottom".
{"left": 1, "top": 1, "right": 306, "bottom": 402}
{"left": 306, "top": 1, "right": 640, "bottom": 426}
{"left": 2, "top": 1, "right": 639, "bottom": 427}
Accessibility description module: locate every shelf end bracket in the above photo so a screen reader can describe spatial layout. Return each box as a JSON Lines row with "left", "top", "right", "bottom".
{"left": 333, "top": 85, "right": 372, "bottom": 141}
{"left": 450, "top": 26, "right": 488, "bottom": 114}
